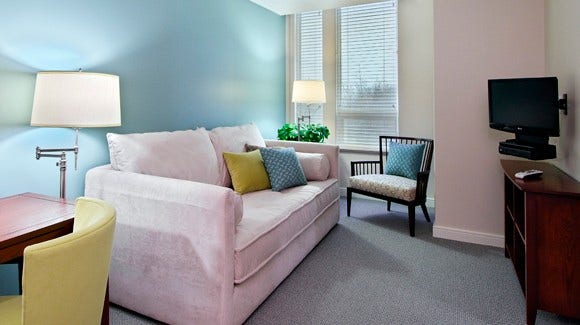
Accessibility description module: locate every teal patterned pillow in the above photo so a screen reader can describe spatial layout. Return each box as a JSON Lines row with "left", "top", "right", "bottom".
{"left": 384, "top": 142, "right": 425, "bottom": 180}
{"left": 259, "top": 147, "right": 307, "bottom": 191}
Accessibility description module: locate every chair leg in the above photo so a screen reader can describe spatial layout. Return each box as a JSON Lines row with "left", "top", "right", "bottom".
{"left": 387, "top": 200, "right": 391, "bottom": 211}
{"left": 347, "top": 188, "right": 352, "bottom": 217}
{"left": 421, "top": 204, "right": 431, "bottom": 223}
{"left": 408, "top": 205, "right": 415, "bottom": 237}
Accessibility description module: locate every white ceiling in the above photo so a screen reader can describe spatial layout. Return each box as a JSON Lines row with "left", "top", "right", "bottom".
{"left": 249, "top": 0, "right": 382, "bottom": 15}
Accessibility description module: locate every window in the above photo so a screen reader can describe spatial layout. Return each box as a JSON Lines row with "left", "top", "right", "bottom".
{"left": 292, "top": 1, "right": 398, "bottom": 150}
{"left": 337, "top": 1, "right": 398, "bottom": 149}
{"left": 295, "top": 11, "right": 323, "bottom": 125}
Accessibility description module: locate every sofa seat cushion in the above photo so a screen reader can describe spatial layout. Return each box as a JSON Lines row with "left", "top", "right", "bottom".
{"left": 349, "top": 174, "right": 417, "bottom": 202}
{"left": 234, "top": 179, "right": 338, "bottom": 284}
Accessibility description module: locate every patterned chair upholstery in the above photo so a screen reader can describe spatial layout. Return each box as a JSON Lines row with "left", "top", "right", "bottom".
{"left": 347, "top": 136, "right": 434, "bottom": 237}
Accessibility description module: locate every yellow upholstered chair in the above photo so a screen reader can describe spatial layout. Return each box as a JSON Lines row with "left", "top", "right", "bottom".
{"left": 0, "top": 197, "right": 116, "bottom": 325}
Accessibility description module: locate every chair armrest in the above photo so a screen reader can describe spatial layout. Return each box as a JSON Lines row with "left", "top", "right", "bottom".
{"left": 350, "top": 160, "right": 381, "bottom": 176}
{"left": 415, "top": 171, "right": 431, "bottom": 202}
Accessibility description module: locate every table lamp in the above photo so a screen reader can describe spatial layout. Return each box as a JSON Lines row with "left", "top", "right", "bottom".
{"left": 291, "top": 80, "right": 326, "bottom": 141}
{"left": 30, "top": 71, "right": 121, "bottom": 199}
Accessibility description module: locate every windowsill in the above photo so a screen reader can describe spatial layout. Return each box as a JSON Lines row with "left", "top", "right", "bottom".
{"left": 339, "top": 146, "right": 379, "bottom": 154}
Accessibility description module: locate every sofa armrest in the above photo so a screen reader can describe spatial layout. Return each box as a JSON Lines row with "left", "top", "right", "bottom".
{"left": 85, "top": 165, "right": 235, "bottom": 325}
{"left": 264, "top": 140, "right": 339, "bottom": 179}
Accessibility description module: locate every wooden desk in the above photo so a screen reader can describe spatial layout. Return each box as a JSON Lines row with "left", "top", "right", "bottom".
{"left": 0, "top": 193, "right": 75, "bottom": 263}
{"left": 0, "top": 192, "right": 109, "bottom": 324}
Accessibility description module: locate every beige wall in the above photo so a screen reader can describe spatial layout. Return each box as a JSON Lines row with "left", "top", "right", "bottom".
{"left": 432, "top": 0, "right": 545, "bottom": 246}
{"left": 343, "top": 0, "right": 579, "bottom": 247}
{"left": 339, "top": 0, "right": 435, "bottom": 202}
{"left": 546, "top": 1, "right": 580, "bottom": 180}
{"left": 398, "top": 0, "right": 434, "bottom": 139}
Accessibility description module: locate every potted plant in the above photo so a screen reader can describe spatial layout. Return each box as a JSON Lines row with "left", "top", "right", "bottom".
{"left": 277, "top": 123, "right": 330, "bottom": 143}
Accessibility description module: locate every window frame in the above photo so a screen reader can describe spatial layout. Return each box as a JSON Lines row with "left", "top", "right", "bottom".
{"left": 287, "top": 1, "right": 399, "bottom": 151}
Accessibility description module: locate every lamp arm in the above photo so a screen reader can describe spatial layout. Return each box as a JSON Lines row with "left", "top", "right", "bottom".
{"left": 35, "top": 128, "right": 79, "bottom": 169}
{"left": 36, "top": 146, "right": 78, "bottom": 166}
{"left": 34, "top": 128, "right": 80, "bottom": 199}
{"left": 36, "top": 147, "right": 77, "bottom": 155}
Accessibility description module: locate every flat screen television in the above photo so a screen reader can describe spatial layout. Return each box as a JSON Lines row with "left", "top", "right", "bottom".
{"left": 488, "top": 77, "right": 559, "bottom": 138}
{"left": 488, "top": 77, "right": 560, "bottom": 160}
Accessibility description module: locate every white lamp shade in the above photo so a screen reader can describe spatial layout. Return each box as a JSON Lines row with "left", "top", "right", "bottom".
{"left": 291, "top": 80, "right": 326, "bottom": 104}
{"left": 31, "top": 72, "right": 121, "bottom": 127}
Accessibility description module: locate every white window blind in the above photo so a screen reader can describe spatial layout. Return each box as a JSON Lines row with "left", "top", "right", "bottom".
{"left": 295, "top": 11, "right": 323, "bottom": 125}
{"left": 337, "top": 1, "right": 398, "bottom": 149}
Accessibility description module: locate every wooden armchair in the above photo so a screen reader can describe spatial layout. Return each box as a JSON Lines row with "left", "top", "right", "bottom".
{"left": 347, "top": 136, "right": 434, "bottom": 237}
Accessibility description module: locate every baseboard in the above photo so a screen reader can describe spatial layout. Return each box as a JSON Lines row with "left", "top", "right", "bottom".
{"left": 432, "top": 225, "right": 504, "bottom": 248}
{"left": 340, "top": 187, "right": 435, "bottom": 208}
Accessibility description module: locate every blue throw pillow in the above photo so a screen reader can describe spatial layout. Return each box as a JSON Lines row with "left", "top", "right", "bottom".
{"left": 384, "top": 142, "right": 426, "bottom": 180}
{"left": 259, "top": 147, "right": 307, "bottom": 191}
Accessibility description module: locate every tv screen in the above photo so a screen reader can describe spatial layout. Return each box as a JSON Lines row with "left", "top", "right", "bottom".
{"left": 488, "top": 77, "right": 559, "bottom": 137}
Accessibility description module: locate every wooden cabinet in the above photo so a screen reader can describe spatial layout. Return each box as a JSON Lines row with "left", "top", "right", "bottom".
{"left": 501, "top": 160, "right": 580, "bottom": 325}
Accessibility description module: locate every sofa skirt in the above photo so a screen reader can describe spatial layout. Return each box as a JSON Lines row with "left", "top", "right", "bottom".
{"left": 233, "top": 198, "right": 339, "bottom": 324}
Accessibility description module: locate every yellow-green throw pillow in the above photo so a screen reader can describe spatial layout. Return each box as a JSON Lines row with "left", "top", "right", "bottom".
{"left": 223, "top": 150, "right": 271, "bottom": 194}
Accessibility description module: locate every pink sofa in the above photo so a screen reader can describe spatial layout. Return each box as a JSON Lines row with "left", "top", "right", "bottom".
{"left": 84, "top": 124, "right": 339, "bottom": 324}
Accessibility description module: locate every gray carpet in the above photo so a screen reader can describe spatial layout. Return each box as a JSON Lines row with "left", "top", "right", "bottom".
{"left": 110, "top": 197, "right": 579, "bottom": 325}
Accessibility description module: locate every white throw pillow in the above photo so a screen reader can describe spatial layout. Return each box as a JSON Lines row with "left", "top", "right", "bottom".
{"left": 209, "top": 123, "right": 266, "bottom": 187}
{"left": 107, "top": 128, "right": 220, "bottom": 185}
{"left": 296, "top": 152, "right": 330, "bottom": 181}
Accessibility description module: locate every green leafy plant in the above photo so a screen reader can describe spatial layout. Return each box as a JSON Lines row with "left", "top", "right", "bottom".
{"left": 277, "top": 123, "right": 330, "bottom": 143}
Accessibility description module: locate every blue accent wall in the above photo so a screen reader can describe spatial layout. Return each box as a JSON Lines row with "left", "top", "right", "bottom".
{"left": 0, "top": 0, "right": 285, "bottom": 199}
{"left": 0, "top": 0, "right": 284, "bottom": 294}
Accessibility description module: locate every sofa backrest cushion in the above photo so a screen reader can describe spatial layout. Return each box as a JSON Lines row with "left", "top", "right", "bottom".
{"left": 107, "top": 128, "right": 220, "bottom": 185}
{"left": 209, "top": 123, "right": 266, "bottom": 187}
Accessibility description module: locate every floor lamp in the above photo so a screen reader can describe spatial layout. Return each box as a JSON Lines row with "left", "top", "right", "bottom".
{"left": 30, "top": 71, "right": 121, "bottom": 199}
{"left": 291, "top": 80, "right": 326, "bottom": 141}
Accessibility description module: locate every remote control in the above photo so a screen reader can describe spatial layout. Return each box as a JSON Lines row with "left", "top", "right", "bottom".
{"left": 515, "top": 169, "right": 543, "bottom": 179}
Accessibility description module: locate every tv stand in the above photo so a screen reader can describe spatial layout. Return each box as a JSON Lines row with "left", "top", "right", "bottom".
{"left": 499, "top": 135, "right": 556, "bottom": 160}
{"left": 501, "top": 160, "right": 580, "bottom": 324}
{"left": 513, "top": 133, "right": 549, "bottom": 146}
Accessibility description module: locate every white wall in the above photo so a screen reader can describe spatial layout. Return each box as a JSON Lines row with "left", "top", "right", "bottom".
{"left": 432, "top": 0, "right": 545, "bottom": 247}
{"left": 339, "top": 0, "right": 435, "bottom": 203}
{"left": 546, "top": 1, "right": 580, "bottom": 180}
